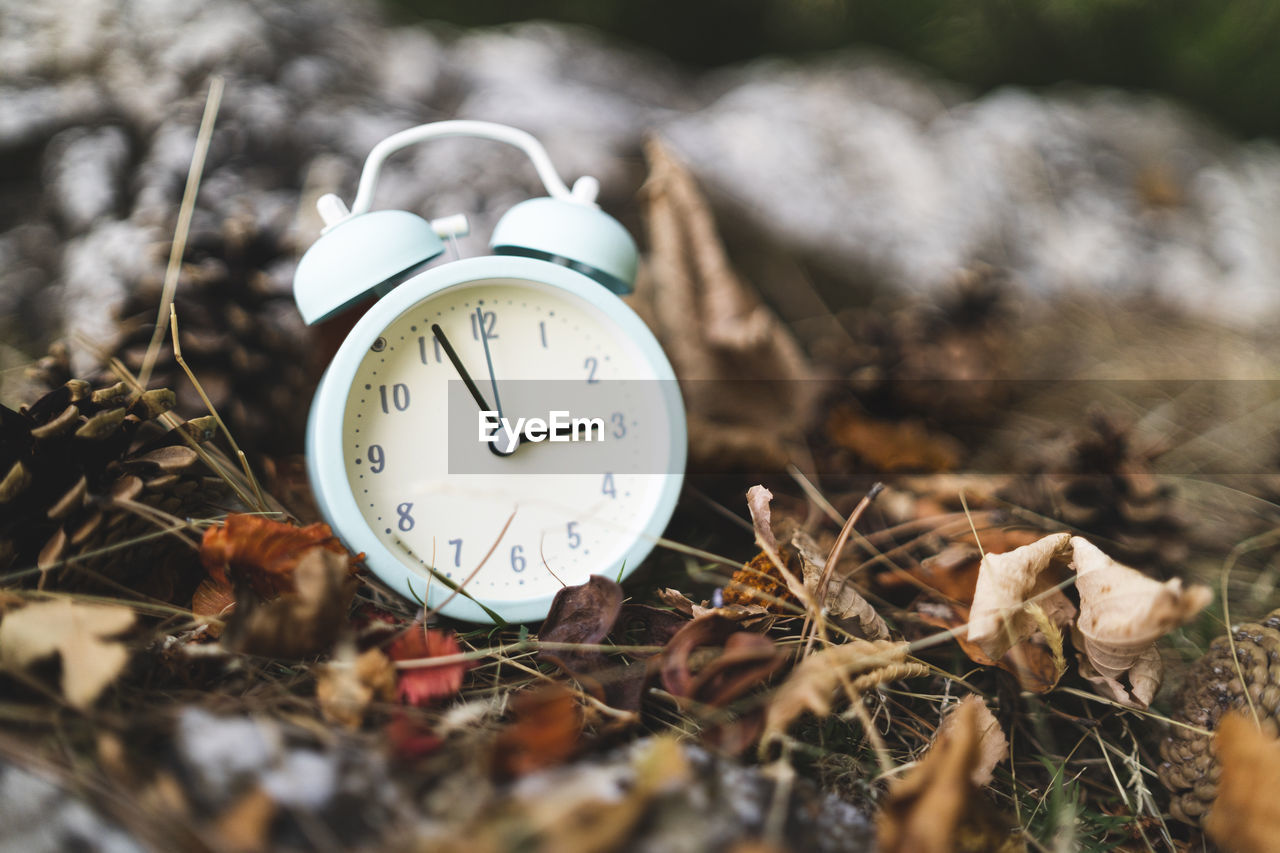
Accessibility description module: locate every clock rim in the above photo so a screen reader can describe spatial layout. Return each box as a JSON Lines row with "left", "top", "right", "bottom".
{"left": 306, "top": 254, "right": 687, "bottom": 624}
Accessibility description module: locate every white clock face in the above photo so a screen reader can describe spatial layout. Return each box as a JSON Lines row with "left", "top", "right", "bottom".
{"left": 338, "top": 277, "right": 677, "bottom": 615}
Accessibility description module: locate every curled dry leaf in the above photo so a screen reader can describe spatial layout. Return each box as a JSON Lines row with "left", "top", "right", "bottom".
{"left": 388, "top": 626, "right": 470, "bottom": 707}
{"left": 201, "top": 514, "right": 351, "bottom": 598}
{"left": 1070, "top": 536, "right": 1210, "bottom": 708}
{"left": 316, "top": 643, "right": 397, "bottom": 729}
{"left": 935, "top": 695, "right": 1008, "bottom": 787}
{"left": 761, "top": 639, "right": 912, "bottom": 745}
{"left": 739, "top": 486, "right": 888, "bottom": 638}
{"left": 877, "top": 698, "right": 1025, "bottom": 853}
{"left": 1203, "top": 713, "right": 1280, "bottom": 853}
{"left": 967, "top": 532, "right": 1073, "bottom": 660}
{"left": 0, "top": 598, "right": 135, "bottom": 708}
{"left": 634, "top": 139, "right": 818, "bottom": 469}
{"left": 793, "top": 529, "right": 890, "bottom": 640}
{"left": 492, "top": 684, "right": 584, "bottom": 780}
{"left": 746, "top": 485, "right": 779, "bottom": 553}
{"left": 538, "top": 574, "right": 624, "bottom": 676}
{"left": 225, "top": 547, "right": 356, "bottom": 658}
{"left": 197, "top": 514, "right": 359, "bottom": 658}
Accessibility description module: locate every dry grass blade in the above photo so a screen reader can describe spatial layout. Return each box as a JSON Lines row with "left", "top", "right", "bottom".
{"left": 138, "top": 75, "right": 224, "bottom": 389}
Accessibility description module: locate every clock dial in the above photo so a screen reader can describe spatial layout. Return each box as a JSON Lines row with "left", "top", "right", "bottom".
{"left": 339, "top": 278, "right": 676, "bottom": 612}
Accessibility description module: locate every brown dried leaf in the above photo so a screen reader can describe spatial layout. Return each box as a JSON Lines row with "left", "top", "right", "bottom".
{"left": 492, "top": 684, "right": 584, "bottom": 780}
{"left": 1070, "top": 536, "right": 1210, "bottom": 708}
{"left": 538, "top": 574, "right": 623, "bottom": 676}
{"left": 827, "top": 408, "right": 964, "bottom": 472}
{"left": 878, "top": 698, "right": 1025, "bottom": 853}
{"left": 0, "top": 599, "right": 134, "bottom": 708}
{"left": 1204, "top": 713, "right": 1280, "bottom": 853}
{"left": 967, "top": 532, "right": 1073, "bottom": 660}
{"left": 226, "top": 547, "right": 356, "bottom": 658}
{"left": 634, "top": 139, "right": 818, "bottom": 468}
{"left": 200, "top": 513, "right": 352, "bottom": 597}
{"left": 746, "top": 485, "right": 779, "bottom": 553}
{"left": 316, "top": 644, "right": 396, "bottom": 729}
{"left": 793, "top": 530, "right": 890, "bottom": 640}
{"left": 918, "top": 602, "right": 1062, "bottom": 693}
{"left": 761, "top": 640, "right": 910, "bottom": 744}
{"left": 935, "top": 695, "right": 1008, "bottom": 787}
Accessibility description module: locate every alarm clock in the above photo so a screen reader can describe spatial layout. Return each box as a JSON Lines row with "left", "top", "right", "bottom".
{"left": 293, "top": 121, "right": 687, "bottom": 624}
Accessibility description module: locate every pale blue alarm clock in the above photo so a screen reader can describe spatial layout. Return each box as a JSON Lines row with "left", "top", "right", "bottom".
{"left": 293, "top": 121, "right": 687, "bottom": 623}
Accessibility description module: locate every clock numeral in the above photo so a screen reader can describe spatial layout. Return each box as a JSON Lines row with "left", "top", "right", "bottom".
{"left": 602, "top": 472, "right": 616, "bottom": 498}
{"left": 396, "top": 502, "right": 415, "bottom": 531}
{"left": 538, "top": 320, "right": 548, "bottom": 348}
{"left": 448, "top": 538, "right": 463, "bottom": 568}
{"left": 610, "top": 412, "right": 626, "bottom": 439}
{"left": 419, "top": 334, "right": 443, "bottom": 364}
{"left": 379, "top": 383, "right": 410, "bottom": 413}
{"left": 510, "top": 544, "right": 526, "bottom": 573}
{"left": 470, "top": 310, "right": 498, "bottom": 340}
{"left": 368, "top": 444, "right": 385, "bottom": 473}
{"left": 567, "top": 521, "right": 582, "bottom": 550}
{"left": 584, "top": 357, "right": 599, "bottom": 384}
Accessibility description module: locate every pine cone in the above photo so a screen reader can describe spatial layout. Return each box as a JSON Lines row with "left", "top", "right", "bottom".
{"left": 1159, "top": 609, "right": 1280, "bottom": 824}
{"left": 1000, "top": 411, "right": 1187, "bottom": 575}
{"left": 818, "top": 264, "right": 1015, "bottom": 426}
{"left": 37, "top": 215, "right": 315, "bottom": 460}
{"left": 0, "top": 377, "right": 224, "bottom": 602}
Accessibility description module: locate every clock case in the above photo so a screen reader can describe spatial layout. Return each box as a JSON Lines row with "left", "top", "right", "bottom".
{"left": 293, "top": 121, "right": 687, "bottom": 624}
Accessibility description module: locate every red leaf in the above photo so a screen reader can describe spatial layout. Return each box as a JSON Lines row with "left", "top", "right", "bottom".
{"left": 388, "top": 626, "right": 470, "bottom": 706}
{"left": 385, "top": 711, "right": 443, "bottom": 760}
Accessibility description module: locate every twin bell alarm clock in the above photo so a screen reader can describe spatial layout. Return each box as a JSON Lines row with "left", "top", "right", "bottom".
{"left": 292, "top": 121, "right": 687, "bottom": 624}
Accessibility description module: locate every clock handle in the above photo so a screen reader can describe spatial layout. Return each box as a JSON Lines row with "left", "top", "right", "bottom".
{"left": 334, "top": 120, "right": 599, "bottom": 224}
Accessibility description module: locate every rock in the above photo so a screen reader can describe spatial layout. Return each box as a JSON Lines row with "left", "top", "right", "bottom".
{"left": 0, "top": 758, "right": 143, "bottom": 853}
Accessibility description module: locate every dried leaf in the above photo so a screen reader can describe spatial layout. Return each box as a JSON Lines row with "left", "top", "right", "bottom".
{"left": 659, "top": 613, "right": 742, "bottom": 699}
{"left": 746, "top": 485, "right": 779, "bottom": 553}
{"left": 385, "top": 711, "right": 443, "bottom": 760}
{"left": 827, "top": 408, "right": 964, "bottom": 472}
{"left": 685, "top": 631, "right": 785, "bottom": 708}
{"left": 200, "top": 513, "right": 351, "bottom": 597}
{"left": 538, "top": 574, "right": 624, "bottom": 676}
{"left": 967, "top": 532, "right": 1073, "bottom": 660}
{"left": 1203, "top": 713, "right": 1280, "bottom": 853}
{"left": 935, "top": 695, "right": 1008, "bottom": 787}
{"left": 215, "top": 787, "right": 276, "bottom": 853}
{"left": 492, "top": 684, "right": 583, "bottom": 779}
{"left": 198, "top": 514, "right": 359, "bottom": 658}
{"left": 192, "top": 577, "right": 235, "bottom": 638}
{"left": 226, "top": 547, "right": 356, "bottom": 658}
{"left": 761, "top": 640, "right": 911, "bottom": 744}
{"left": 1070, "top": 536, "right": 1210, "bottom": 707}
{"left": 316, "top": 644, "right": 396, "bottom": 729}
{"left": 634, "top": 139, "right": 818, "bottom": 468}
{"left": 918, "top": 602, "right": 1062, "bottom": 693}
{"left": 793, "top": 529, "right": 890, "bottom": 640}
{"left": 389, "top": 626, "right": 469, "bottom": 707}
{"left": 0, "top": 599, "right": 134, "bottom": 708}
{"left": 878, "top": 698, "right": 1025, "bottom": 853}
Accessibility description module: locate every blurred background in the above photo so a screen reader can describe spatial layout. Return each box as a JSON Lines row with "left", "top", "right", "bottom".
{"left": 391, "top": 0, "right": 1280, "bottom": 139}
